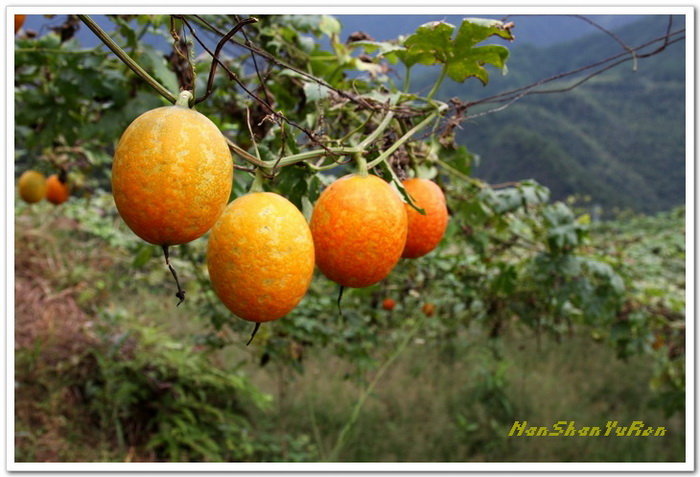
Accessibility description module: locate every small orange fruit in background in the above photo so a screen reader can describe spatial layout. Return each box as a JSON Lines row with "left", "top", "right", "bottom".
{"left": 402, "top": 178, "right": 449, "bottom": 259}
{"left": 46, "top": 174, "right": 70, "bottom": 205}
{"left": 382, "top": 298, "right": 396, "bottom": 311}
{"left": 111, "top": 92, "right": 233, "bottom": 246}
{"left": 15, "top": 15, "right": 26, "bottom": 34}
{"left": 310, "top": 174, "right": 407, "bottom": 288}
{"left": 422, "top": 302, "right": 436, "bottom": 317}
{"left": 18, "top": 170, "right": 46, "bottom": 204}
{"left": 207, "top": 192, "right": 315, "bottom": 323}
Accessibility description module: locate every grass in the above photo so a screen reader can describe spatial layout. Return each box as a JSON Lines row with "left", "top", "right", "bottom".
{"left": 249, "top": 329, "right": 684, "bottom": 462}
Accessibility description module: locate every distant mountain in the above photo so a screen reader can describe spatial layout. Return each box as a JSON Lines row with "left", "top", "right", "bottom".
{"left": 430, "top": 15, "right": 685, "bottom": 214}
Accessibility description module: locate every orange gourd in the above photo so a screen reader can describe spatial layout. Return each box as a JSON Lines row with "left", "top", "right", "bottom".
{"left": 18, "top": 170, "right": 46, "bottom": 204}
{"left": 111, "top": 92, "right": 233, "bottom": 246}
{"left": 46, "top": 174, "right": 70, "bottom": 205}
{"left": 207, "top": 192, "right": 315, "bottom": 322}
{"left": 402, "top": 178, "right": 449, "bottom": 258}
{"left": 310, "top": 174, "right": 407, "bottom": 288}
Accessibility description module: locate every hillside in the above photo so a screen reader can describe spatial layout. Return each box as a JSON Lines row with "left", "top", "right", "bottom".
{"left": 434, "top": 15, "right": 685, "bottom": 214}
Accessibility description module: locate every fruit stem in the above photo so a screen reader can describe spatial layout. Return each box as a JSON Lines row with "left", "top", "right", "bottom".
{"left": 355, "top": 153, "right": 369, "bottom": 177}
{"left": 175, "top": 90, "right": 194, "bottom": 108}
{"left": 246, "top": 322, "right": 261, "bottom": 346}
{"left": 337, "top": 285, "right": 345, "bottom": 319}
{"left": 162, "top": 245, "right": 186, "bottom": 306}
{"left": 249, "top": 168, "right": 266, "bottom": 193}
{"left": 78, "top": 15, "right": 177, "bottom": 104}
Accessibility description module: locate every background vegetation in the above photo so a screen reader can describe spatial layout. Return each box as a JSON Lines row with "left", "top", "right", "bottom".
{"left": 13, "top": 13, "right": 686, "bottom": 464}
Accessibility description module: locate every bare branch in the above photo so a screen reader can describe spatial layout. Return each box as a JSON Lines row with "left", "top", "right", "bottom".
{"left": 190, "top": 14, "right": 383, "bottom": 112}
{"left": 572, "top": 14, "right": 637, "bottom": 70}
{"left": 194, "top": 16, "right": 258, "bottom": 105}
{"left": 179, "top": 16, "right": 340, "bottom": 157}
{"left": 462, "top": 26, "right": 684, "bottom": 122}
{"left": 234, "top": 14, "right": 274, "bottom": 109}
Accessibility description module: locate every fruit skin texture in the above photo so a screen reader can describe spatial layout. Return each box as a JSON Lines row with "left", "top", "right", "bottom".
{"left": 382, "top": 298, "right": 396, "bottom": 311}
{"left": 207, "top": 192, "right": 315, "bottom": 323}
{"left": 18, "top": 171, "right": 46, "bottom": 204}
{"left": 402, "top": 178, "right": 449, "bottom": 259}
{"left": 310, "top": 174, "right": 408, "bottom": 288}
{"left": 112, "top": 104, "right": 232, "bottom": 246}
{"left": 15, "top": 15, "right": 26, "bottom": 34}
{"left": 46, "top": 174, "right": 70, "bottom": 205}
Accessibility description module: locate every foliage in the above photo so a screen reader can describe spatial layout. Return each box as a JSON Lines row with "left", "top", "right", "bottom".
{"left": 590, "top": 207, "right": 685, "bottom": 416}
{"left": 85, "top": 312, "right": 272, "bottom": 461}
{"left": 13, "top": 12, "right": 685, "bottom": 462}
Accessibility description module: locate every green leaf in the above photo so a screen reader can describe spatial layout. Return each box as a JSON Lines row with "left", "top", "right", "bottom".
{"left": 140, "top": 46, "right": 179, "bottom": 96}
{"left": 454, "top": 17, "right": 514, "bottom": 49}
{"left": 378, "top": 161, "right": 425, "bottom": 214}
{"left": 350, "top": 40, "right": 406, "bottom": 64}
{"left": 446, "top": 44, "right": 510, "bottom": 84}
{"left": 302, "top": 81, "right": 331, "bottom": 102}
{"left": 404, "top": 21, "right": 455, "bottom": 60}
{"left": 441, "top": 145, "right": 474, "bottom": 175}
{"left": 319, "top": 15, "right": 342, "bottom": 36}
{"left": 398, "top": 17, "right": 512, "bottom": 85}
{"left": 400, "top": 21, "right": 455, "bottom": 67}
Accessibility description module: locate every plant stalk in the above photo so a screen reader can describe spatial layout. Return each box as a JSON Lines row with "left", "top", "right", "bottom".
{"left": 175, "top": 90, "right": 193, "bottom": 108}
{"left": 249, "top": 168, "right": 266, "bottom": 193}
{"left": 366, "top": 111, "right": 441, "bottom": 170}
{"left": 402, "top": 65, "right": 412, "bottom": 92}
{"left": 357, "top": 111, "right": 395, "bottom": 150}
{"left": 267, "top": 147, "right": 361, "bottom": 168}
{"left": 426, "top": 64, "right": 448, "bottom": 101}
{"left": 327, "top": 317, "right": 424, "bottom": 461}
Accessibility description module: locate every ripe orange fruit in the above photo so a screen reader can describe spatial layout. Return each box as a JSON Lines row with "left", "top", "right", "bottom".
{"left": 18, "top": 170, "right": 46, "bottom": 204}
{"left": 112, "top": 93, "right": 233, "bottom": 246}
{"left": 207, "top": 192, "right": 315, "bottom": 322}
{"left": 15, "top": 15, "right": 26, "bottom": 34}
{"left": 46, "top": 174, "right": 70, "bottom": 205}
{"left": 402, "top": 178, "right": 449, "bottom": 258}
{"left": 382, "top": 298, "right": 396, "bottom": 311}
{"left": 310, "top": 174, "right": 407, "bottom": 288}
{"left": 422, "top": 302, "right": 436, "bottom": 317}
